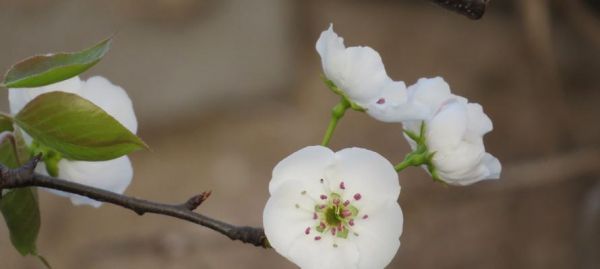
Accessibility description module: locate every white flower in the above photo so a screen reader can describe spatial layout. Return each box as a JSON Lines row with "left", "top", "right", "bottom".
{"left": 9, "top": 76, "right": 138, "bottom": 207}
{"left": 316, "top": 24, "right": 424, "bottom": 122}
{"left": 403, "top": 77, "right": 501, "bottom": 185}
{"left": 264, "top": 146, "right": 403, "bottom": 269}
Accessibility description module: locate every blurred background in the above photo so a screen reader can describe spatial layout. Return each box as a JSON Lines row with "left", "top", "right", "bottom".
{"left": 1, "top": 0, "right": 599, "bottom": 268}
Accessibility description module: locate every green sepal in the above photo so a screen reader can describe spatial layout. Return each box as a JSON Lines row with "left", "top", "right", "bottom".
{"left": 396, "top": 122, "right": 446, "bottom": 184}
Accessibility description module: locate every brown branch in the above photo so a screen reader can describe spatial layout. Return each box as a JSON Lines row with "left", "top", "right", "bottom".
{"left": 0, "top": 155, "right": 268, "bottom": 248}
{"left": 429, "top": 0, "right": 490, "bottom": 19}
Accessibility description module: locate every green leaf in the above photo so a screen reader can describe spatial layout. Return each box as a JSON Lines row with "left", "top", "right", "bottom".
{"left": 0, "top": 114, "right": 14, "bottom": 132}
{"left": 0, "top": 188, "right": 41, "bottom": 256}
{"left": 0, "top": 124, "right": 40, "bottom": 256}
{"left": 14, "top": 91, "right": 147, "bottom": 161}
{"left": 0, "top": 129, "right": 30, "bottom": 169}
{"left": 2, "top": 37, "right": 111, "bottom": 88}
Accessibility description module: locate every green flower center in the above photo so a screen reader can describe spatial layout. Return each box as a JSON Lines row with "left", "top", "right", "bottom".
{"left": 297, "top": 179, "right": 369, "bottom": 246}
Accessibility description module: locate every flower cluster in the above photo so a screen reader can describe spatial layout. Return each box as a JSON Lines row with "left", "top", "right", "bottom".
{"left": 263, "top": 24, "right": 502, "bottom": 269}
{"left": 316, "top": 24, "right": 500, "bottom": 186}
{"left": 9, "top": 76, "right": 137, "bottom": 207}
{"left": 401, "top": 77, "right": 501, "bottom": 185}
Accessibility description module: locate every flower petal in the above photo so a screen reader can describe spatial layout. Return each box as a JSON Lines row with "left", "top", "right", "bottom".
{"left": 264, "top": 180, "right": 320, "bottom": 257}
{"left": 270, "top": 146, "right": 335, "bottom": 194}
{"left": 433, "top": 139, "right": 485, "bottom": 180}
{"left": 286, "top": 235, "right": 359, "bottom": 269}
{"left": 41, "top": 156, "right": 133, "bottom": 207}
{"left": 407, "top": 77, "right": 454, "bottom": 117}
{"left": 465, "top": 102, "right": 493, "bottom": 137}
{"left": 78, "top": 76, "right": 138, "bottom": 134}
{"left": 482, "top": 153, "right": 502, "bottom": 180}
{"left": 316, "top": 24, "right": 389, "bottom": 106}
{"left": 366, "top": 80, "right": 429, "bottom": 122}
{"left": 352, "top": 201, "right": 403, "bottom": 269}
{"left": 332, "top": 147, "right": 400, "bottom": 210}
{"left": 8, "top": 76, "right": 83, "bottom": 114}
{"left": 427, "top": 101, "right": 468, "bottom": 151}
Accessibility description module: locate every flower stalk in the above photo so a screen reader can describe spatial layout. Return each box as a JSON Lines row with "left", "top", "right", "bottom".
{"left": 321, "top": 98, "right": 350, "bottom": 147}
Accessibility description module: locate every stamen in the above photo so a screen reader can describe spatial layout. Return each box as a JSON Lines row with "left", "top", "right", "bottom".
{"left": 320, "top": 194, "right": 328, "bottom": 200}
{"left": 376, "top": 98, "right": 386, "bottom": 104}
{"left": 319, "top": 204, "right": 326, "bottom": 209}
{"left": 353, "top": 193, "right": 362, "bottom": 201}
{"left": 339, "top": 181, "right": 346, "bottom": 190}
{"left": 341, "top": 209, "right": 352, "bottom": 218}
{"left": 313, "top": 212, "right": 318, "bottom": 220}
{"left": 362, "top": 214, "right": 369, "bottom": 220}
{"left": 331, "top": 227, "right": 337, "bottom": 236}
{"left": 343, "top": 200, "right": 350, "bottom": 206}
{"left": 333, "top": 198, "right": 340, "bottom": 205}
{"left": 314, "top": 236, "right": 322, "bottom": 241}
{"left": 349, "top": 219, "right": 355, "bottom": 226}
{"left": 305, "top": 227, "right": 311, "bottom": 235}
{"left": 320, "top": 222, "right": 326, "bottom": 229}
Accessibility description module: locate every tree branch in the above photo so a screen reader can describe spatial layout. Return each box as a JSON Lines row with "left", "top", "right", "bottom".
{"left": 0, "top": 155, "right": 268, "bottom": 248}
{"left": 429, "top": 0, "right": 490, "bottom": 19}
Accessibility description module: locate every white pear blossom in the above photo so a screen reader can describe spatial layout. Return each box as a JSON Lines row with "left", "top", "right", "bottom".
{"left": 316, "top": 24, "right": 424, "bottom": 122}
{"left": 9, "top": 76, "right": 138, "bottom": 207}
{"left": 264, "top": 146, "right": 403, "bottom": 269}
{"left": 403, "top": 77, "right": 501, "bottom": 185}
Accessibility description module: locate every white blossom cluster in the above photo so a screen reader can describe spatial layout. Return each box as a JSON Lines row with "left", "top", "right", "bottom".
{"left": 263, "top": 24, "right": 501, "bottom": 269}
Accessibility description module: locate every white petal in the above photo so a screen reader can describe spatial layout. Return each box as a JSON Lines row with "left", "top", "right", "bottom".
{"left": 316, "top": 24, "right": 389, "bottom": 105}
{"left": 78, "top": 76, "right": 138, "bottom": 134}
{"left": 270, "top": 146, "right": 335, "bottom": 194}
{"left": 352, "top": 201, "right": 403, "bottom": 269}
{"left": 8, "top": 76, "right": 83, "bottom": 114}
{"left": 407, "top": 77, "right": 454, "bottom": 117}
{"left": 42, "top": 156, "right": 133, "bottom": 207}
{"left": 465, "top": 103, "right": 493, "bottom": 137}
{"left": 263, "top": 180, "right": 319, "bottom": 257}
{"left": 482, "top": 153, "right": 502, "bottom": 179}
{"left": 427, "top": 101, "right": 468, "bottom": 151}
{"left": 366, "top": 80, "right": 429, "bottom": 122}
{"left": 332, "top": 147, "right": 400, "bottom": 210}
{"left": 287, "top": 235, "right": 359, "bottom": 269}
{"left": 432, "top": 139, "right": 485, "bottom": 180}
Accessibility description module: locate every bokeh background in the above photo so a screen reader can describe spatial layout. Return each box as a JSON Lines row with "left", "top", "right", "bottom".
{"left": 1, "top": 0, "right": 599, "bottom": 268}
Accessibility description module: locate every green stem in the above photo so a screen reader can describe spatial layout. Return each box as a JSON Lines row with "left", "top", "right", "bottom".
{"left": 394, "top": 158, "right": 413, "bottom": 172}
{"left": 321, "top": 99, "right": 350, "bottom": 146}
{"left": 394, "top": 144, "right": 430, "bottom": 172}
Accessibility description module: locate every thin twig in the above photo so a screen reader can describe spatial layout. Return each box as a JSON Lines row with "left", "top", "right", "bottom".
{"left": 429, "top": 0, "right": 490, "bottom": 19}
{"left": 0, "top": 155, "right": 268, "bottom": 248}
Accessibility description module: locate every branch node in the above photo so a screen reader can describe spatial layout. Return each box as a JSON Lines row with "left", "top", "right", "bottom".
{"left": 182, "top": 191, "right": 212, "bottom": 211}
{"left": 229, "top": 226, "right": 268, "bottom": 248}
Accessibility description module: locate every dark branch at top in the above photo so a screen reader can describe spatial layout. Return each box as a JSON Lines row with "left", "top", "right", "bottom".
{"left": 0, "top": 155, "right": 268, "bottom": 248}
{"left": 429, "top": 0, "right": 490, "bottom": 19}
